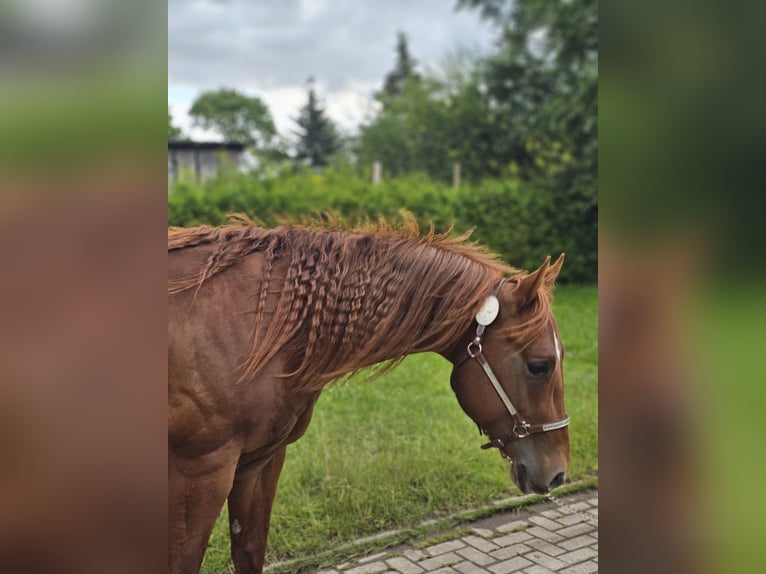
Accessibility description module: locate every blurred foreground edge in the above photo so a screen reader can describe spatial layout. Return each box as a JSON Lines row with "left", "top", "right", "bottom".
{"left": 0, "top": 180, "right": 168, "bottom": 574}
{"left": 0, "top": 0, "right": 167, "bottom": 571}
{"left": 599, "top": 233, "right": 706, "bottom": 574}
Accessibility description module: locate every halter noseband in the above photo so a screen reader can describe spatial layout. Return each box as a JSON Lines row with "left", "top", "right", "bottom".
{"left": 458, "top": 278, "right": 570, "bottom": 450}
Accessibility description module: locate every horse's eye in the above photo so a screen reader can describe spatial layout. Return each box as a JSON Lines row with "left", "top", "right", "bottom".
{"left": 526, "top": 360, "right": 553, "bottom": 377}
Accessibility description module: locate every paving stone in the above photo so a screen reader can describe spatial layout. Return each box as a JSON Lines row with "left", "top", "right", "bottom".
{"left": 524, "top": 538, "right": 566, "bottom": 557}
{"left": 426, "top": 540, "right": 467, "bottom": 556}
{"left": 430, "top": 567, "right": 458, "bottom": 574}
{"left": 587, "top": 498, "right": 598, "bottom": 507}
{"left": 566, "top": 502, "right": 591, "bottom": 513}
{"left": 456, "top": 546, "right": 495, "bottom": 566}
{"left": 472, "top": 527, "right": 495, "bottom": 538}
{"left": 559, "top": 561, "right": 598, "bottom": 574}
{"left": 497, "top": 520, "right": 530, "bottom": 534}
{"left": 489, "top": 544, "right": 531, "bottom": 561}
{"left": 555, "top": 523, "right": 595, "bottom": 539}
{"left": 524, "top": 551, "right": 566, "bottom": 571}
{"left": 558, "top": 535, "right": 597, "bottom": 551}
{"left": 360, "top": 552, "right": 390, "bottom": 564}
{"left": 386, "top": 556, "right": 425, "bottom": 574}
{"left": 524, "top": 527, "right": 565, "bottom": 544}
{"left": 554, "top": 504, "right": 581, "bottom": 516}
{"left": 488, "top": 556, "right": 533, "bottom": 573}
{"left": 529, "top": 516, "right": 563, "bottom": 531}
{"left": 539, "top": 509, "right": 564, "bottom": 520}
{"left": 557, "top": 547, "right": 598, "bottom": 565}
{"left": 317, "top": 570, "right": 340, "bottom": 574}
{"left": 522, "top": 566, "right": 557, "bottom": 574}
{"left": 403, "top": 550, "right": 427, "bottom": 562}
{"left": 493, "top": 531, "right": 532, "bottom": 547}
{"left": 454, "top": 561, "right": 492, "bottom": 574}
{"left": 419, "top": 552, "right": 461, "bottom": 570}
{"left": 550, "top": 505, "right": 574, "bottom": 516}
{"left": 346, "top": 562, "right": 388, "bottom": 574}
{"left": 555, "top": 514, "right": 589, "bottom": 527}
{"left": 463, "top": 535, "right": 500, "bottom": 553}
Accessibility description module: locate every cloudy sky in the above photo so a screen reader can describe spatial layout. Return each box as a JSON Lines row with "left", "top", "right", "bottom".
{"left": 169, "top": 0, "right": 497, "bottom": 140}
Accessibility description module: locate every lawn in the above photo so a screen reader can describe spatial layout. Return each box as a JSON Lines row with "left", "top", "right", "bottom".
{"left": 201, "top": 284, "right": 598, "bottom": 573}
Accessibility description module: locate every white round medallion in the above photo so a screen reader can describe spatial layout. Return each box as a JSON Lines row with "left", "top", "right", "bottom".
{"left": 475, "top": 295, "right": 500, "bottom": 326}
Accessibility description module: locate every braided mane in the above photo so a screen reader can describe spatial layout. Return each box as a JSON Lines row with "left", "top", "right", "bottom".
{"left": 169, "top": 214, "right": 551, "bottom": 391}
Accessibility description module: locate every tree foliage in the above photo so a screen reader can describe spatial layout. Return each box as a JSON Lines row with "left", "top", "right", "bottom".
{"left": 460, "top": 0, "right": 598, "bottom": 280}
{"left": 189, "top": 88, "right": 276, "bottom": 147}
{"left": 293, "top": 79, "right": 341, "bottom": 169}
{"left": 357, "top": 1, "right": 597, "bottom": 278}
{"left": 458, "top": 0, "right": 598, "bottom": 188}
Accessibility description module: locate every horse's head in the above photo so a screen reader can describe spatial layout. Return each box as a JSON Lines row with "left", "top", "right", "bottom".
{"left": 450, "top": 255, "right": 569, "bottom": 494}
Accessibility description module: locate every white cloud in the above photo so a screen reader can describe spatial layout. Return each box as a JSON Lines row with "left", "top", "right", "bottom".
{"left": 324, "top": 84, "right": 378, "bottom": 133}
{"left": 260, "top": 86, "right": 306, "bottom": 137}
{"left": 299, "top": 0, "right": 329, "bottom": 21}
{"left": 168, "top": 85, "right": 215, "bottom": 141}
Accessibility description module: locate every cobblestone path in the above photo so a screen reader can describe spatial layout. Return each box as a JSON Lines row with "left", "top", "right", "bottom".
{"left": 319, "top": 490, "right": 598, "bottom": 574}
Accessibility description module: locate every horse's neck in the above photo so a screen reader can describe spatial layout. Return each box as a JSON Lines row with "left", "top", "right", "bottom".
{"left": 333, "top": 302, "right": 470, "bottom": 377}
{"left": 342, "top": 264, "right": 480, "bottom": 370}
{"left": 281, "top": 235, "right": 500, "bottom": 388}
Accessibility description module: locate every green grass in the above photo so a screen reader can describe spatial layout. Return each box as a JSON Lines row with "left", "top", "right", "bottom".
{"left": 201, "top": 285, "right": 597, "bottom": 573}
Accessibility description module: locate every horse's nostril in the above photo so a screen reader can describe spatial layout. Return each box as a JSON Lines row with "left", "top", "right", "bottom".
{"left": 548, "top": 471, "right": 566, "bottom": 491}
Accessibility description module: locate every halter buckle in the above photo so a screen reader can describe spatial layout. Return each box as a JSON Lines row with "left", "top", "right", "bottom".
{"left": 480, "top": 437, "right": 504, "bottom": 450}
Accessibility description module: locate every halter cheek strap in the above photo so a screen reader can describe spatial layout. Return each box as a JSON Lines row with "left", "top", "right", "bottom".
{"left": 460, "top": 279, "right": 570, "bottom": 449}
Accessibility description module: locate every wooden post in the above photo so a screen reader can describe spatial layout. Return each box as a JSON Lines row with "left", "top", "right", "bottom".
{"left": 372, "top": 161, "right": 382, "bottom": 185}
{"left": 452, "top": 161, "right": 461, "bottom": 189}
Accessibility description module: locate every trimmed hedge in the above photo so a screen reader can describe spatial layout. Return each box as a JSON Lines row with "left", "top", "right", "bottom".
{"left": 168, "top": 171, "right": 596, "bottom": 283}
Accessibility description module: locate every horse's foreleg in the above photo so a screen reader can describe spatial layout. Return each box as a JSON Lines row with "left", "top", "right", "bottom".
{"left": 168, "top": 450, "right": 238, "bottom": 574}
{"left": 227, "top": 447, "right": 287, "bottom": 574}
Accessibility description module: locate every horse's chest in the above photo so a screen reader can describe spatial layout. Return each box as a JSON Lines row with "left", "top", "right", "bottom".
{"left": 239, "top": 390, "right": 319, "bottom": 455}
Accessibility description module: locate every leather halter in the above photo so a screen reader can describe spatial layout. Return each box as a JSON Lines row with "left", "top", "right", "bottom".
{"left": 456, "top": 279, "right": 570, "bottom": 450}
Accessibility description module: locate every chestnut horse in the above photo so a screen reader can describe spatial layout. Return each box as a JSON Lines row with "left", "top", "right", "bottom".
{"left": 168, "top": 216, "right": 569, "bottom": 574}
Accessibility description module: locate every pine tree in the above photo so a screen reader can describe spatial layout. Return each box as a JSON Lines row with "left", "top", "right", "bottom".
{"left": 293, "top": 78, "right": 340, "bottom": 168}
{"left": 380, "top": 31, "right": 421, "bottom": 100}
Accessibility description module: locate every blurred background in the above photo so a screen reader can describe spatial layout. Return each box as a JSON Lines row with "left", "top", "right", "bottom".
{"left": 601, "top": 0, "right": 766, "bottom": 572}
{"left": 0, "top": 1, "right": 167, "bottom": 572}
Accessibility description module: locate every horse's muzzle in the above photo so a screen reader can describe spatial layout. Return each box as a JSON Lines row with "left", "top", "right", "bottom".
{"left": 513, "top": 463, "right": 566, "bottom": 494}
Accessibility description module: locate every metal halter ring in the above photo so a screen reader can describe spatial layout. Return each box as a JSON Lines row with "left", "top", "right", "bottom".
{"left": 513, "top": 422, "right": 531, "bottom": 439}
{"left": 466, "top": 341, "right": 482, "bottom": 358}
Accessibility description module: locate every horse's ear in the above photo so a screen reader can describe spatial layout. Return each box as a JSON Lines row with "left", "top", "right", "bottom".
{"left": 514, "top": 256, "right": 551, "bottom": 307}
{"left": 545, "top": 253, "right": 565, "bottom": 286}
